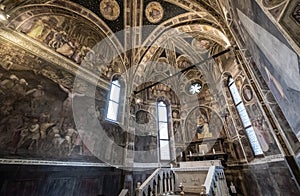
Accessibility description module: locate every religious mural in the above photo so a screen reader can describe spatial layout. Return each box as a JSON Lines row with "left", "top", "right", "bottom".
{"left": 0, "top": 66, "right": 124, "bottom": 163}
{"left": 0, "top": 0, "right": 297, "bottom": 166}
{"left": 7, "top": 1, "right": 124, "bottom": 80}
{"left": 19, "top": 15, "right": 100, "bottom": 65}
{"left": 134, "top": 110, "right": 158, "bottom": 163}
{"left": 173, "top": 121, "right": 182, "bottom": 143}
{"left": 191, "top": 39, "right": 211, "bottom": 54}
{"left": 145, "top": 1, "right": 164, "bottom": 24}
{"left": 176, "top": 55, "right": 192, "bottom": 70}
{"left": 185, "top": 107, "right": 224, "bottom": 143}
{"left": 245, "top": 101, "right": 280, "bottom": 156}
{"left": 0, "top": 69, "right": 79, "bottom": 158}
{"left": 231, "top": 0, "right": 300, "bottom": 151}
{"left": 227, "top": 72, "right": 280, "bottom": 156}
{"left": 0, "top": 0, "right": 298, "bottom": 195}
{"left": 100, "top": 0, "right": 120, "bottom": 21}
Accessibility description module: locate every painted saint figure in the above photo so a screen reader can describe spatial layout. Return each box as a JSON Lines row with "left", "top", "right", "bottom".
{"left": 196, "top": 112, "right": 211, "bottom": 139}
{"left": 252, "top": 119, "right": 270, "bottom": 152}
{"left": 26, "top": 84, "right": 45, "bottom": 113}
{"left": 58, "top": 84, "right": 85, "bottom": 128}
{"left": 27, "top": 19, "right": 45, "bottom": 39}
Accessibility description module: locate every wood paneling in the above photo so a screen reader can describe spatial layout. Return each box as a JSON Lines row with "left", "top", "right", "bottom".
{"left": 0, "top": 165, "right": 123, "bottom": 196}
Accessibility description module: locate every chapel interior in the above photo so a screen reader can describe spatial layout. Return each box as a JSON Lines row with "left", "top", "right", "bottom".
{"left": 0, "top": 0, "right": 300, "bottom": 195}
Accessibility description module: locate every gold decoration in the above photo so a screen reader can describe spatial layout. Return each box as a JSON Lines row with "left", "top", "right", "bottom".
{"left": 262, "top": 0, "right": 286, "bottom": 8}
{"left": 145, "top": 2, "right": 164, "bottom": 23}
{"left": 192, "top": 39, "right": 210, "bottom": 53}
{"left": 100, "top": 0, "right": 120, "bottom": 21}
{"left": 176, "top": 55, "right": 192, "bottom": 69}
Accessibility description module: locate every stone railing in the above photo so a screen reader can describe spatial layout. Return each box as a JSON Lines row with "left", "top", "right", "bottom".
{"left": 201, "top": 166, "right": 229, "bottom": 196}
{"left": 134, "top": 161, "right": 229, "bottom": 196}
{"left": 172, "top": 167, "right": 210, "bottom": 194}
{"left": 119, "top": 189, "right": 129, "bottom": 196}
{"left": 135, "top": 168, "right": 175, "bottom": 196}
{"left": 172, "top": 161, "right": 229, "bottom": 196}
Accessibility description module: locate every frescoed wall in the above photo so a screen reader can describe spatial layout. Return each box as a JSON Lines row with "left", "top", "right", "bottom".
{"left": 0, "top": 67, "right": 102, "bottom": 162}
{"left": 229, "top": 0, "right": 300, "bottom": 153}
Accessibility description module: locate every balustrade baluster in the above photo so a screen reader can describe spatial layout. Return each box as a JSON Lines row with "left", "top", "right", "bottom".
{"left": 169, "top": 174, "right": 173, "bottom": 192}
{"left": 167, "top": 176, "right": 170, "bottom": 192}
{"left": 153, "top": 180, "right": 157, "bottom": 196}
{"left": 158, "top": 176, "right": 162, "bottom": 195}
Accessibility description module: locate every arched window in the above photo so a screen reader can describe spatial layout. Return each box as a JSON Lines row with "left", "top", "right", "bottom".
{"left": 228, "top": 77, "right": 263, "bottom": 155}
{"left": 157, "top": 101, "right": 170, "bottom": 160}
{"left": 107, "top": 78, "right": 121, "bottom": 122}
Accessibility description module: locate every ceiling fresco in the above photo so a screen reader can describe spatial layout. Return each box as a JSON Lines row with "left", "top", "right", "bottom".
{"left": 0, "top": 0, "right": 235, "bottom": 91}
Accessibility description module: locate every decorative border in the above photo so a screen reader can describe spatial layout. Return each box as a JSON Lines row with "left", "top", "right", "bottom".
{"left": 0, "top": 158, "right": 110, "bottom": 167}
{"left": 247, "top": 154, "right": 285, "bottom": 165}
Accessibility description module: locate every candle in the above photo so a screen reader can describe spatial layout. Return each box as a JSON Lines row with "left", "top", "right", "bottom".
{"left": 189, "top": 151, "right": 192, "bottom": 156}
{"left": 180, "top": 152, "right": 183, "bottom": 157}
{"left": 213, "top": 148, "right": 216, "bottom": 154}
{"left": 202, "top": 150, "right": 204, "bottom": 155}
